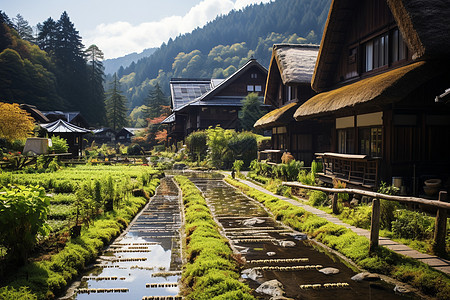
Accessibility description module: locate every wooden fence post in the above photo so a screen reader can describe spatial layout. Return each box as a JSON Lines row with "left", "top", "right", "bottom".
{"left": 433, "top": 191, "right": 448, "bottom": 256}
{"left": 369, "top": 198, "right": 381, "bottom": 253}
{"left": 332, "top": 193, "right": 339, "bottom": 214}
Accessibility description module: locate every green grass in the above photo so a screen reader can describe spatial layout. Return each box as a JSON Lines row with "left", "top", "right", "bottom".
{"left": 174, "top": 175, "right": 254, "bottom": 300}
{"left": 225, "top": 177, "right": 450, "bottom": 300}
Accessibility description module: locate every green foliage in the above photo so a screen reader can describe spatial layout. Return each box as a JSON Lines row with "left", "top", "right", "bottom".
{"left": 273, "top": 160, "right": 304, "bottom": 181}
{"left": 378, "top": 182, "right": 400, "bottom": 230}
{"left": 48, "top": 136, "right": 68, "bottom": 154}
{"left": 0, "top": 185, "right": 50, "bottom": 264}
{"left": 239, "top": 93, "right": 264, "bottom": 132}
{"left": 232, "top": 160, "right": 244, "bottom": 172}
{"left": 206, "top": 126, "right": 236, "bottom": 169}
{"left": 227, "top": 132, "right": 258, "bottom": 168}
{"left": 0, "top": 286, "right": 37, "bottom": 300}
{"left": 392, "top": 210, "right": 434, "bottom": 240}
{"left": 186, "top": 131, "right": 208, "bottom": 162}
{"left": 308, "top": 190, "right": 328, "bottom": 207}
{"left": 105, "top": 73, "right": 127, "bottom": 131}
{"left": 298, "top": 169, "right": 316, "bottom": 186}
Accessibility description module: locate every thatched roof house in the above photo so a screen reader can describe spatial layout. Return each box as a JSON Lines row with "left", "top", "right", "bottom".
{"left": 292, "top": 0, "right": 450, "bottom": 192}
{"left": 255, "top": 44, "right": 318, "bottom": 129}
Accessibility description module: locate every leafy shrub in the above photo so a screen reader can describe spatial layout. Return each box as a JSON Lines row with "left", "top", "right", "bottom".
{"left": 0, "top": 185, "right": 50, "bottom": 264}
{"left": 48, "top": 136, "right": 68, "bottom": 154}
{"left": 308, "top": 190, "right": 328, "bottom": 206}
{"left": 186, "top": 131, "right": 208, "bottom": 162}
{"left": 378, "top": 182, "right": 400, "bottom": 230}
{"left": 298, "top": 169, "right": 315, "bottom": 185}
{"left": 228, "top": 131, "right": 258, "bottom": 168}
{"left": 392, "top": 210, "right": 434, "bottom": 240}
{"left": 232, "top": 160, "right": 244, "bottom": 172}
{"left": 127, "top": 143, "right": 144, "bottom": 155}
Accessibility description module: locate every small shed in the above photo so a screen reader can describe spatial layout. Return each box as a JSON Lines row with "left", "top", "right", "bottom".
{"left": 40, "top": 119, "right": 90, "bottom": 157}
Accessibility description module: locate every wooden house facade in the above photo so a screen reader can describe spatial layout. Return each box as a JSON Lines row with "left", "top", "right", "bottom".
{"left": 254, "top": 44, "right": 330, "bottom": 164}
{"left": 293, "top": 0, "right": 450, "bottom": 194}
{"left": 162, "top": 59, "right": 268, "bottom": 145}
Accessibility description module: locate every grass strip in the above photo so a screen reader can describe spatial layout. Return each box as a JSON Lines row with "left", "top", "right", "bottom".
{"left": 0, "top": 178, "right": 160, "bottom": 299}
{"left": 174, "top": 175, "right": 255, "bottom": 300}
{"left": 225, "top": 177, "right": 450, "bottom": 299}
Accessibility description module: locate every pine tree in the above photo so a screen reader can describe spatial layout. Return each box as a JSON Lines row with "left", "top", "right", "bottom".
{"left": 143, "top": 83, "right": 168, "bottom": 122}
{"left": 85, "top": 44, "right": 106, "bottom": 125}
{"left": 12, "top": 14, "right": 34, "bottom": 42}
{"left": 37, "top": 17, "right": 58, "bottom": 54}
{"left": 105, "top": 73, "right": 127, "bottom": 131}
{"left": 239, "top": 92, "right": 264, "bottom": 132}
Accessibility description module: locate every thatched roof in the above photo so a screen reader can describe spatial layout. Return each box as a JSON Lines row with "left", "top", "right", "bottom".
{"left": 312, "top": 0, "right": 450, "bottom": 93}
{"left": 273, "top": 44, "right": 319, "bottom": 85}
{"left": 295, "top": 61, "right": 437, "bottom": 120}
{"left": 387, "top": 0, "right": 450, "bottom": 60}
{"left": 254, "top": 102, "right": 299, "bottom": 129}
{"left": 19, "top": 104, "right": 49, "bottom": 123}
{"left": 265, "top": 44, "right": 319, "bottom": 106}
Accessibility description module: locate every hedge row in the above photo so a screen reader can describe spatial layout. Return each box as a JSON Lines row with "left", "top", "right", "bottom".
{"left": 0, "top": 178, "right": 160, "bottom": 299}
{"left": 174, "top": 175, "right": 254, "bottom": 300}
{"left": 225, "top": 177, "right": 450, "bottom": 300}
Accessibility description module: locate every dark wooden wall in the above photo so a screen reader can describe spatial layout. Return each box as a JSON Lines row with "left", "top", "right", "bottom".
{"left": 216, "top": 66, "right": 267, "bottom": 97}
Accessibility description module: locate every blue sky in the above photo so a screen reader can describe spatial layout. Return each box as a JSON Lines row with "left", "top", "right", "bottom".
{"left": 3, "top": 0, "right": 272, "bottom": 58}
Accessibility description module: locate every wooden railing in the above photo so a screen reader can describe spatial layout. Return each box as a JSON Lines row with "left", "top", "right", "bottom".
{"left": 316, "top": 153, "right": 380, "bottom": 189}
{"left": 283, "top": 181, "right": 449, "bottom": 255}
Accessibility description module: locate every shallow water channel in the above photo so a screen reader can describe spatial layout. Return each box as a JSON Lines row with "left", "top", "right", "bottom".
{"left": 67, "top": 177, "right": 182, "bottom": 300}
{"left": 188, "top": 172, "right": 416, "bottom": 300}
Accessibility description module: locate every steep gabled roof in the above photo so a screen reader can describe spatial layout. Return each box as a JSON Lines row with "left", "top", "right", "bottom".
{"left": 40, "top": 119, "right": 90, "bottom": 133}
{"left": 196, "top": 58, "right": 267, "bottom": 103}
{"left": 19, "top": 104, "right": 49, "bottom": 123}
{"left": 265, "top": 44, "right": 319, "bottom": 106}
{"left": 312, "top": 0, "right": 450, "bottom": 93}
{"left": 170, "top": 79, "right": 215, "bottom": 111}
{"left": 254, "top": 102, "right": 300, "bottom": 129}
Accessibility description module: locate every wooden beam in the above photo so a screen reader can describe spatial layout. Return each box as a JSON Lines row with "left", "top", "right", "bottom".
{"left": 370, "top": 198, "right": 381, "bottom": 253}
{"left": 433, "top": 191, "right": 448, "bottom": 256}
{"left": 283, "top": 182, "right": 450, "bottom": 210}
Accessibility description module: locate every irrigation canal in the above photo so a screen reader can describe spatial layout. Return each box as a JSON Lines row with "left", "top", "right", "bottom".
{"left": 65, "top": 172, "right": 417, "bottom": 299}
{"left": 66, "top": 177, "right": 183, "bottom": 300}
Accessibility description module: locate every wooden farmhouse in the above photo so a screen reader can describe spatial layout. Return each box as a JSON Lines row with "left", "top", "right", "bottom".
{"left": 162, "top": 58, "right": 268, "bottom": 145}
{"left": 254, "top": 44, "right": 325, "bottom": 164}
{"left": 292, "top": 0, "right": 450, "bottom": 195}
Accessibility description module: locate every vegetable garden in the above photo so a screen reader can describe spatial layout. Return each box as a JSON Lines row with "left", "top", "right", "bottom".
{"left": 0, "top": 164, "right": 162, "bottom": 299}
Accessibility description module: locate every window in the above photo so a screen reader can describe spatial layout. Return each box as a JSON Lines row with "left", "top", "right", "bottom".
{"left": 364, "top": 33, "right": 388, "bottom": 72}
{"left": 283, "top": 86, "right": 297, "bottom": 104}
{"left": 338, "top": 128, "right": 355, "bottom": 154}
{"left": 247, "top": 85, "right": 254, "bottom": 92}
{"left": 251, "top": 73, "right": 258, "bottom": 79}
{"left": 391, "top": 28, "right": 407, "bottom": 63}
{"left": 255, "top": 85, "right": 262, "bottom": 92}
{"left": 363, "top": 28, "right": 408, "bottom": 73}
{"left": 359, "top": 127, "right": 382, "bottom": 157}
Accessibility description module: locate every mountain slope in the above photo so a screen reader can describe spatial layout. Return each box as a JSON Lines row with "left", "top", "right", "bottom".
{"left": 103, "top": 47, "right": 157, "bottom": 75}
{"left": 116, "top": 0, "right": 331, "bottom": 110}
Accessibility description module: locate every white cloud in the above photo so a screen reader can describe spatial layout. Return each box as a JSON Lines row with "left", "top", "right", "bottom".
{"left": 84, "top": 0, "right": 271, "bottom": 59}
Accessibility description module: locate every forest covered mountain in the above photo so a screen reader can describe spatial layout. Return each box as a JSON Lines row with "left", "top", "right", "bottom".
{"left": 103, "top": 47, "right": 157, "bottom": 75}
{"left": 115, "top": 0, "right": 331, "bottom": 111}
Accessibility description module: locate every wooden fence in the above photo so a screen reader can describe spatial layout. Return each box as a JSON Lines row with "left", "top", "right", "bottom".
{"left": 283, "top": 182, "right": 449, "bottom": 255}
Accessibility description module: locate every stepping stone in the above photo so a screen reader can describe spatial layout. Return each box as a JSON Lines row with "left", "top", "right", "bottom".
{"left": 351, "top": 272, "right": 380, "bottom": 282}
{"left": 319, "top": 267, "right": 340, "bottom": 275}
{"left": 255, "top": 279, "right": 285, "bottom": 297}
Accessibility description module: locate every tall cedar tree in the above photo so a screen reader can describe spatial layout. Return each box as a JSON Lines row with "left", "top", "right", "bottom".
{"left": 37, "top": 18, "right": 58, "bottom": 55}
{"left": 239, "top": 92, "right": 264, "bottom": 132}
{"left": 105, "top": 73, "right": 127, "bottom": 131}
{"left": 86, "top": 44, "right": 106, "bottom": 125}
{"left": 53, "top": 12, "right": 89, "bottom": 118}
{"left": 143, "top": 83, "right": 169, "bottom": 122}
